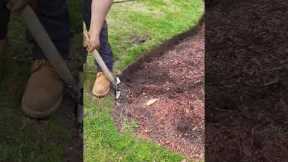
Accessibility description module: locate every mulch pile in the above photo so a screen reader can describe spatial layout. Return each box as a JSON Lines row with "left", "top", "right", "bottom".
{"left": 114, "top": 25, "right": 205, "bottom": 160}
{"left": 206, "top": 0, "right": 288, "bottom": 161}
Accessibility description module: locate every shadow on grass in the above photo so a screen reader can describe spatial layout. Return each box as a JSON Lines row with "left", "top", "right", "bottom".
{"left": 0, "top": 2, "right": 83, "bottom": 160}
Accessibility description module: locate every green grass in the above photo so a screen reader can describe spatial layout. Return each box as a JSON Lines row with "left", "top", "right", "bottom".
{"left": 84, "top": 96, "right": 184, "bottom": 162}
{"left": 85, "top": 0, "right": 204, "bottom": 72}
{"left": 0, "top": 58, "right": 71, "bottom": 162}
{"left": 0, "top": 0, "right": 204, "bottom": 161}
{"left": 0, "top": 1, "right": 82, "bottom": 161}
{"left": 84, "top": 0, "right": 204, "bottom": 162}
{"left": 0, "top": 19, "right": 68, "bottom": 162}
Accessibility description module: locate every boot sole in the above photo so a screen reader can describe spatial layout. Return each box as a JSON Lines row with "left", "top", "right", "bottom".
{"left": 92, "top": 87, "right": 110, "bottom": 98}
{"left": 21, "top": 95, "right": 63, "bottom": 119}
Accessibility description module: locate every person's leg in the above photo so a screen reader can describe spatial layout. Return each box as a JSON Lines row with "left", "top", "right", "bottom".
{"left": 83, "top": 0, "right": 113, "bottom": 97}
{"left": 0, "top": 0, "right": 9, "bottom": 42}
{"left": 91, "top": 23, "right": 114, "bottom": 96}
{"left": 22, "top": 0, "right": 71, "bottom": 118}
{"left": 31, "top": 0, "right": 71, "bottom": 60}
{"left": 97, "top": 22, "right": 113, "bottom": 71}
{"left": 83, "top": 0, "right": 113, "bottom": 71}
{"left": 0, "top": 0, "right": 10, "bottom": 80}
{"left": 0, "top": 1, "right": 9, "bottom": 54}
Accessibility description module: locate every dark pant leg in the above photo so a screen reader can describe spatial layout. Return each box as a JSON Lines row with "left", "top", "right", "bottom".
{"left": 31, "top": 0, "right": 71, "bottom": 60}
{"left": 0, "top": 0, "right": 9, "bottom": 40}
{"left": 98, "top": 23, "right": 113, "bottom": 71}
{"left": 83, "top": 0, "right": 113, "bottom": 71}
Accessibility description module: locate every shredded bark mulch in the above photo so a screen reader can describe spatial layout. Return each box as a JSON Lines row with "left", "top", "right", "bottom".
{"left": 206, "top": 0, "right": 288, "bottom": 161}
{"left": 114, "top": 25, "right": 205, "bottom": 160}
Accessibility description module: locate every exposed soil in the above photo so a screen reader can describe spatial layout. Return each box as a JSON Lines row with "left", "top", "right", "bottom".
{"left": 60, "top": 94, "right": 83, "bottom": 162}
{"left": 206, "top": 0, "right": 288, "bottom": 161}
{"left": 114, "top": 25, "right": 205, "bottom": 160}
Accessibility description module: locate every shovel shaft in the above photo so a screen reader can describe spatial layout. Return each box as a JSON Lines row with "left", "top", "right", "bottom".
{"left": 21, "top": 6, "right": 83, "bottom": 126}
{"left": 82, "top": 22, "right": 117, "bottom": 87}
{"left": 92, "top": 50, "right": 117, "bottom": 86}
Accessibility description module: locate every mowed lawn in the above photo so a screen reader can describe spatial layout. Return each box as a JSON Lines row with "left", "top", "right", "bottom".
{"left": 0, "top": 1, "right": 82, "bottom": 162}
{"left": 84, "top": 0, "right": 204, "bottom": 162}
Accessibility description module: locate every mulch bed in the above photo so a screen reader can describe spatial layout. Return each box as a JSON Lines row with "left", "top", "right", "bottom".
{"left": 206, "top": 0, "right": 288, "bottom": 161}
{"left": 114, "top": 25, "right": 205, "bottom": 160}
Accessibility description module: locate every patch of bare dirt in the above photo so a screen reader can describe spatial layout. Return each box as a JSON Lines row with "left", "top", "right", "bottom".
{"left": 114, "top": 25, "right": 205, "bottom": 160}
{"left": 60, "top": 95, "right": 83, "bottom": 162}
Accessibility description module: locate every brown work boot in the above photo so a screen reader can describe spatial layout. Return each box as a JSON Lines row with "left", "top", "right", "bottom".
{"left": 22, "top": 60, "right": 63, "bottom": 119}
{"left": 92, "top": 72, "right": 111, "bottom": 97}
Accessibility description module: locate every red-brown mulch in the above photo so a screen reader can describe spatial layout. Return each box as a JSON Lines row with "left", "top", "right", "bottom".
{"left": 114, "top": 25, "right": 205, "bottom": 160}
{"left": 205, "top": 0, "right": 288, "bottom": 161}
